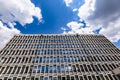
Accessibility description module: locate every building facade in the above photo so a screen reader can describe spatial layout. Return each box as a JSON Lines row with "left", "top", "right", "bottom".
{"left": 0, "top": 34, "right": 120, "bottom": 80}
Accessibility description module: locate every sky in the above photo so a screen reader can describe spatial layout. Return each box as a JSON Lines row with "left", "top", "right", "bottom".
{"left": 0, "top": 0, "right": 120, "bottom": 49}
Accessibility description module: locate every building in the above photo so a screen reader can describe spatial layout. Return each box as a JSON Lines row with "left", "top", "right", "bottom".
{"left": 0, "top": 34, "right": 120, "bottom": 80}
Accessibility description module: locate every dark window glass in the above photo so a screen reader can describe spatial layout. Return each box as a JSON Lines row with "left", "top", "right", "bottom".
{"left": 61, "top": 65, "right": 65, "bottom": 72}
{"left": 37, "top": 65, "right": 41, "bottom": 73}
{"left": 49, "top": 76, "right": 52, "bottom": 80}
{"left": 53, "top": 57, "right": 56, "bottom": 62}
{"left": 44, "top": 77, "right": 48, "bottom": 80}
{"left": 56, "top": 57, "right": 58, "bottom": 62}
{"left": 50, "top": 57, "right": 52, "bottom": 62}
{"left": 64, "top": 56, "right": 67, "bottom": 62}
{"left": 68, "top": 57, "right": 70, "bottom": 62}
{"left": 43, "top": 57, "right": 46, "bottom": 63}
{"left": 35, "top": 57, "right": 39, "bottom": 63}
{"left": 49, "top": 66, "right": 52, "bottom": 73}
{"left": 45, "top": 65, "right": 49, "bottom": 73}
{"left": 40, "top": 76, "right": 44, "bottom": 80}
{"left": 53, "top": 77, "right": 57, "bottom": 80}
{"left": 53, "top": 65, "right": 57, "bottom": 73}
{"left": 33, "top": 66, "right": 37, "bottom": 73}
{"left": 41, "top": 66, "right": 44, "bottom": 73}
{"left": 40, "top": 57, "right": 42, "bottom": 63}
{"left": 57, "top": 66, "right": 60, "bottom": 73}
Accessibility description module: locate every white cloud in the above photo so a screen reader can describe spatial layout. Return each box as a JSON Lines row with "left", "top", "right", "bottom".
{"left": 0, "top": 0, "right": 42, "bottom": 49}
{"left": 67, "top": 21, "right": 83, "bottom": 30}
{"left": 78, "top": 0, "right": 95, "bottom": 20}
{"left": 64, "top": 21, "right": 93, "bottom": 34}
{"left": 64, "top": 0, "right": 120, "bottom": 42}
{"left": 0, "top": 0, "right": 42, "bottom": 26}
{"left": 64, "top": 0, "right": 84, "bottom": 11}
{"left": 64, "top": 0, "right": 73, "bottom": 7}
{"left": 78, "top": 0, "right": 120, "bottom": 42}
{"left": 0, "top": 21, "right": 20, "bottom": 50}
{"left": 100, "top": 18, "right": 120, "bottom": 42}
{"left": 73, "top": 8, "right": 78, "bottom": 12}
{"left": 61, "top": 27, "right": 67, "bottom": 34}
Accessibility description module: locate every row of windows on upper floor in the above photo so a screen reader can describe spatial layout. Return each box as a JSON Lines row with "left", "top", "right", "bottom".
{"left": 1, "top": 48, "right": 119, "bottom": 56}
{"left": 1, "top": 63, "right": 117, "bottom": 75}
{"left": 6, "top": 43, "right": 115, "bottom": 49}
{"left": 1, "top": 54, "right": 120, "bottom": 64}
{"left": 33, "top": 65, "right": 72, "bottom": 73}
{"left": 0, "top": 74, "right": 119, "bottom": 80}
{"left": 0, "top": 63, "right": 118, "bottom": 75}
{"left": 14, "top": 35, "right": 104, "bottom": 40}
{"left": 9, "top": 38, "right": 110, "bottom": 44}
{"left": 6, "top": 44, "right": 82, "bottom": 49}
{"left": 0, "top": 65, "right": 30, "bottom": 74}
{"left": 25, "top": 49, "right": 120, "bottom": 55}
{"left": 29, "top": 74, "right": 119, "bottom": 80}
{"left": 12, "top": 36, "right": 106, "bottom": 40}
{"left": 33, "top": 63, "right": 119, "bottom": 73}
{"left": 34, "top": 54, "right": 120, "bottom": 63}
{"left": 34, "top": 56, "right": 86, "bottom": 63}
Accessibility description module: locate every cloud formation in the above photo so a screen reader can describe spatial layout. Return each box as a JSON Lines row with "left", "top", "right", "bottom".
{"left": 64, "top": 0, "right": 120, "bottom": 42}
{"left": 0, "top": 0, "right": 42, "bottom": 49}
{"left": 0, "top": 21, "right": 20, "bottom": 49}
{"left": 64, "top": 0, "right": 84, "bottom": 10}
{"left": 0, "top": 0, "right": 42, "bottom": 26}
{"left": 78, "top": 0, "right": 120, "bottom": 42}
{"left": 63, "top": 21, "right": 94, "bottom": 34}
{"left": 64, "top": 0, "right": 73, "bottom": 7}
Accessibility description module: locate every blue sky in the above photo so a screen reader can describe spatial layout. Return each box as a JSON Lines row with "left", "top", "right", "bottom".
{"left": 0, "top": 0, "right": 120, "bottom": 49}
{"left": 15, "top": 0, "right": 81, "bottom": 34}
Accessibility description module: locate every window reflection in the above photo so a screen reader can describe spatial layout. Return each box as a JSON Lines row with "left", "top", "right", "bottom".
{"left": 41, "top": 66, "right": 44, "bottom": 73}
{"left": 33, "top": 65, "right": 73, "bottom": 73}
{"left": 46, "top": 65, "right": 49, "bottom": 73}
{"left": 37, "top": 65, "right": 41, "bottom": 73}
{"left": 35, "top": 49, "right": 88, "bottom": 55}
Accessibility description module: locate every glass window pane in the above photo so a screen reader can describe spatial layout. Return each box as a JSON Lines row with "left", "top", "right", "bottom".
{"left": 49, "top": 66, "right": 52, "bottom": 73}
{"left": 44, "top": 77, "right": 48, "bottom": 80}
{"left": 46, "top": 65, "right": 49, "bottom": 73}
{"left": 37, "top": 65, "right": 41, "bottom": 73}
{"left": 41, "top": 66, "right": 44, "bottom": 73}
{"left": 33, "top": 66, "right": 37, "bottom": 73}
{"left": 40, "top": 76, "right": 44, "bottom": 80}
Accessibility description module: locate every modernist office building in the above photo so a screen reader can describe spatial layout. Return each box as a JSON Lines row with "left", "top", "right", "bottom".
{"left": 0, "top": 34, "right": 120, "bottom": 80}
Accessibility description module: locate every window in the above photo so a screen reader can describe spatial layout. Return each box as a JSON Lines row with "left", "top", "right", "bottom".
{"left": 53, "top": 77, "right": 57, "bottom": 80}
{"left": 80, "top": 65, "right": 84, "bottom": 72}
{"left": 39, "top": 57, "right": 42, "bottom": 63}
{"left": 69, "top": 57, "right": 72, "bottom": 62}
{"left": 57, "top": 57, "right": 59, "bottom": 62}
{"left": 64, "top": 56, "right": 67, "bottom": 62}
{"left": 60, "top": 57, "right": 63, "bottom": 62}
{"left": 61, "top": 65, "right": 65, "bottom": 72}
{"left": 41, "top": 66, "right": 44, "bottom": 73}
{"left": 43, "top": 57, "right": 46, "bottom": 63}
{"left": 49, "top": 66, "right": 52, "bottom": 73}
{"left": 49, "top": 76, "right": 52, "bottom": 80}
{"left": 53, "top": 65, "right": 57, "bottom": 73}
{"left": 67, "top": 57, "right": 70, "bottom": 62}
{"left": 53, "top": 57, "right": 56, "bottom": 62}
{"left": 33, "top": 66, "right": 37, "bottom": 73}
{"left": 35, "top": 57, "right": 39, "bottom": 63}
{"left": 44, "top": 77, "right": 48, "bottom": 80}
{"left": 45, "top": 65, "right": 49, "bottom": 73}
{"left": 37, "top": 65, "right": 41, "bottom": 73}
{"left": 57, "top": 66, "right": 60, "bottom": 73}
{"left": 40, "top": 76, "right": 44, "bottom": 80}
{"left": 50, "top": 57, "right": 53, "bottom": 62}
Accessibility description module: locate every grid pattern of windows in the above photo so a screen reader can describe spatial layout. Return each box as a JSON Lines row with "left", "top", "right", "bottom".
{"left": 0, "top": 34, "right": 120, "bottom": 80}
